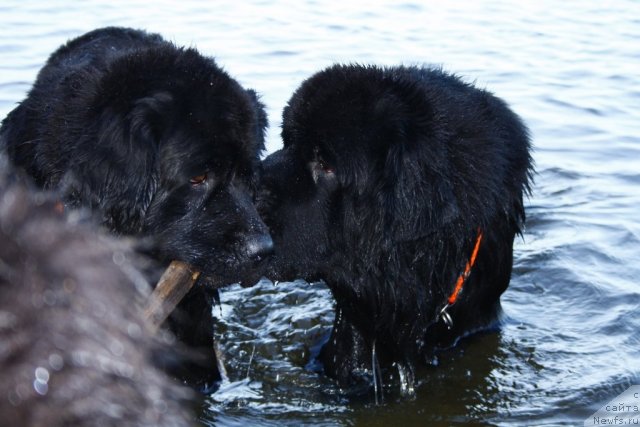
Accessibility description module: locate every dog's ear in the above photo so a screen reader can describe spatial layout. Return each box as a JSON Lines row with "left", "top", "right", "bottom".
{"left": 68, "top": 92, "right": 174, "bottom": 233}
{"left": 383, "top": 136, "right": 460, "bottom": 243}
{"left": 129, "top": 91, "right": 174, "bottom": 146}
{"left": 372, "top": 90, "right": 461, "bottom": 242}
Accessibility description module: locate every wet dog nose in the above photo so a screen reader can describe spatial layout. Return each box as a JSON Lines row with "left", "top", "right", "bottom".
{"left": 244, "top": 233, "right": 274, "bottom": 261}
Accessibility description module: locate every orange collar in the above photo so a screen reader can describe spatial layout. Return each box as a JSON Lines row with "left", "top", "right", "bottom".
{"left": 447, "top": 229, "right": 483, "bottom": 305}
{"left": 438, "top": 229, "right": 483, "bottom": 327}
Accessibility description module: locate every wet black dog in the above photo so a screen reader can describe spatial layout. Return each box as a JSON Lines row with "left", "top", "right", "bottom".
{"left": 259, "top": 64, "right": 533, "bottom": 394}
{"left": 0, "top": 157, "right": 196, "bottom": 426}
{"left": 0, "top": 27, "right": 273, "bottom": 388}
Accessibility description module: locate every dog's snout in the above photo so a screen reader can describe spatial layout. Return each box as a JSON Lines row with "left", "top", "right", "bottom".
{"left": 244, "top": 233, "right": 274, "bottom": 261}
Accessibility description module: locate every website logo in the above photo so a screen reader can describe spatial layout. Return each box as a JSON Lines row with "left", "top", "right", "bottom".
{"left": 585, "top": 385, "right": 640, "bottom": 426}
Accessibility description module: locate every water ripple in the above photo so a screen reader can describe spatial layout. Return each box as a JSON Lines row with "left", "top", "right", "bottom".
{"left": 1, "top": 0, "right": 639, "bottom": 425}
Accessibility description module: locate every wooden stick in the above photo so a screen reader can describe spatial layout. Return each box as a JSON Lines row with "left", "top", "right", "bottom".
{"left": 144, "top": 260, "right": 200, "bottom": 334}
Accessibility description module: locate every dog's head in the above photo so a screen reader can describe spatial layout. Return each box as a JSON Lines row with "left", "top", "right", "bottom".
{"left": 63, "top": 47, "right": 273, "bottom": 287}
{"left": 261, "top": 63, "right": 532, "bottom": 278}
{"left": 260, "top": 65, "right": 468, "bottom": 283}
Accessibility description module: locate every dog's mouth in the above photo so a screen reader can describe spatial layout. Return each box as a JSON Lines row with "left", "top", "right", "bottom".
{"left": 188, "top": 231, "right": 274, "bottom": 289}
{"left": 194, "top": 274, "right": 228, "bottom": 290}
{"left": 204, "top": 269, "right": 267, "bottom": 288}
{"left": 197, "top": 256, "right": 270, "bottom": 289}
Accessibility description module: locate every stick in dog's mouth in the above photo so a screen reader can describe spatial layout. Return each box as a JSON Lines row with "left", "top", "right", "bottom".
{"left": 143, "top": 260, "right": 230, "bottom": 381}
{"left": 143, "top": 260, "right": 200, "bottom": 334}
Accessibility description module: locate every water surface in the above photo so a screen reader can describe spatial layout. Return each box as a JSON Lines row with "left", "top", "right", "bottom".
{"left": 1, "top": 1, "right": 639, "bottom": 425}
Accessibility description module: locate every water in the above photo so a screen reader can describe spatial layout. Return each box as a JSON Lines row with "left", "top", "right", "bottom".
{"left": 1, "top": 1, "right": 639, "bottom": 425}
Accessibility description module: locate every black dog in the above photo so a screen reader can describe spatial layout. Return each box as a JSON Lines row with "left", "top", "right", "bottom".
{"left": 0, "top": 157, "right": 196, "bottom": 426}
{"left": 0, "top": 27, "right": 273, "bottom": 388}
{"left": 259, "top": 64, "right": 533, "bottom": 394}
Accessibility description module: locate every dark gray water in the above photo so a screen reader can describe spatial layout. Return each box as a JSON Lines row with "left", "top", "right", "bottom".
{"left": 1, "top": 1, "right": 639, "bottom": 425}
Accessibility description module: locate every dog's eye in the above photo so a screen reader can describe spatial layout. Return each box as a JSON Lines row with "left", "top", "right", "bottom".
{"left": 189, "top": 173, "right": 208, "bottom": 186}
{"left": 318, "top": 160, "right": 335, "bottom": 174}
{"left": 310, "top": 159, "right": 336, "bottom": 184}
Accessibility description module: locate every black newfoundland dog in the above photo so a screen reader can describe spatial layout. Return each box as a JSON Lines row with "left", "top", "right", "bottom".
{"left": 259, "top": 64, "right": 533, "bottom": 395}
{"left": 0, "top": 27, "right": 273, "bottom": 388}
{"left": 0, "top": 157, "right": 195, "bottom": 426}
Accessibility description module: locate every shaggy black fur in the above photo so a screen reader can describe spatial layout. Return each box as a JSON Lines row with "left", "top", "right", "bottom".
{"left": 0, "top": 27, "right": 273, "bottom": 388}
{"left": 259, "top": 64, "right": 533, "bottom": 393}
{"left": 0, "top": 156, "right": 196, "bottom": 426}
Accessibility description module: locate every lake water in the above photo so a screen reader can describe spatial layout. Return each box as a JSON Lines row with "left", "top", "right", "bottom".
{"left": 1, "top": 1, "right": 639, "bottom": 425}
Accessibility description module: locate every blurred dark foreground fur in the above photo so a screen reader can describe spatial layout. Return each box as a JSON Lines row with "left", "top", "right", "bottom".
{"left": 0, "top": 158, "right": 198, "bottom": 426}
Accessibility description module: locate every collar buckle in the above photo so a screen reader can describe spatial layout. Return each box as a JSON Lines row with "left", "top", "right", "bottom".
{"left": 438, "top": 303, "right": 454, "bottom": 329}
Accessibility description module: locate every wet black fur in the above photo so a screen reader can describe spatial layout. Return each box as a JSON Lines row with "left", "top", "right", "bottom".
{"left": 259, "top": 64, "right": 533, "bottom": 391}
{"left": 0, "top": 27, "right": 271, "bottom": 388}
{"left": 0, "top": 157, "right": 196, "bottom": 426}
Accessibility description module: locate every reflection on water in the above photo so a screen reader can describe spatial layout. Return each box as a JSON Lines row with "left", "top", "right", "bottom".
{"left": 1, "top": 0, "right": 639, "bottom": 425}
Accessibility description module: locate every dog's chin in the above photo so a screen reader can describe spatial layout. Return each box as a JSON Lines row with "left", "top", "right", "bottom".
{"left": 198, "top": 262, "right": 268, "bottom": 289}
{"left": 260, "top": 258, "right": 319, "bottom": 286}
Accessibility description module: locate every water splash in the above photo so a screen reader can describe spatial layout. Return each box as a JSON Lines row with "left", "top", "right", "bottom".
{"left": 245, "top": 345, "right": 256, "bottom": 379}
{"left": 397, "top": 362, "right": 416, "bottom": 398}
